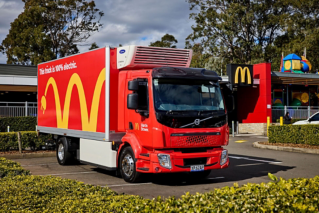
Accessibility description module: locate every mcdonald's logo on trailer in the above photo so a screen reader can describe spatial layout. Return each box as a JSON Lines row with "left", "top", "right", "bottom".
{"left": 227, "top": 64, "right": 253, "bottom": 87}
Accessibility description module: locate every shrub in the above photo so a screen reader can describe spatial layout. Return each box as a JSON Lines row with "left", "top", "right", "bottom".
{"left": 20, "top": 131, "right": 52, "bottom": 150}
{"left": 269, "top": 125, "right": 319, "bottom": 145}
{"left": 0, "top": 116, "right": 36, "bottom": 132}
{"left": 0, "top": 132, "right": 18, "bottom": 151}
{"left": 0, "top": 157, "right": 30, "bottom": 178}
{"left": 0, "top": 175, "right": 319, "bottom": 212}
{"left": 0, "top": 131, "right": 52, "bottom": 151}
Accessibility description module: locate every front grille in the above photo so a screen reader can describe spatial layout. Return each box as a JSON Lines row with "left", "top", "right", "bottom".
{"left": 176, "top": 148, "right": 210, "bottom": 153}
{"left": 171, "top": 135, "right": 221, "bottom": 147}
{"left": 184, "top": 158, "right": 207, "bottom": 166}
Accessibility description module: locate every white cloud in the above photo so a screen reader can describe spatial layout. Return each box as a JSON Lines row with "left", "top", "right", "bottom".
{"left": 0, "top": 0, "right": 195, "bottom": 63}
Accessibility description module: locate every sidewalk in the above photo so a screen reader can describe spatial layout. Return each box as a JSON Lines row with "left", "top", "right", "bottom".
{"left": 0, "top": 151, "right": 55, "bottom": 159}
{"left": 253, "top": 142, "right": 319, "bottom": 155}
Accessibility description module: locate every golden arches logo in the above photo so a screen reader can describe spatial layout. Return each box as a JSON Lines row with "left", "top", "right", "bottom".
{"left": 40, "top": 68, "right": 105, "bottom": 132}
{"left": 135, "top": 123, "right": 139, "bottom": 130}
{"left": 235, "top": 67, "right": 252, "bottom": 84}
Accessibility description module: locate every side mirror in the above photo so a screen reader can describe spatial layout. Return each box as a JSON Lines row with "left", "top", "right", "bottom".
{"left": 127, "top": 93, "right": 138, "bottom": 109}
{"left": 227, "top": 95, "right": 235, "bottom": 113}
{"left": 128, "top": 80, "right": 139, "bottom": 91}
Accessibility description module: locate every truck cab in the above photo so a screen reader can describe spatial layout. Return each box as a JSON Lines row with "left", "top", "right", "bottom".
{"left": 118, "top": 67, "right": 229, "bottom": 182}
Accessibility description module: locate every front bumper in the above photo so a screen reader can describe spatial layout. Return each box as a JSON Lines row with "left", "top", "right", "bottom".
{"left": 135, "top": 148, "right": 229, "bottom": 173}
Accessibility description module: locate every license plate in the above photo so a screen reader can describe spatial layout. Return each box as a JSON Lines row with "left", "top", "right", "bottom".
{"left": 190, "top": 165, "right": 204, "bottom": 172}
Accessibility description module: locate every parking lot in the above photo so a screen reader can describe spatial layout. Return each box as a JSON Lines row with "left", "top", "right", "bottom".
{"left": 13, "top": 134, "right": 319, "bottom": 199}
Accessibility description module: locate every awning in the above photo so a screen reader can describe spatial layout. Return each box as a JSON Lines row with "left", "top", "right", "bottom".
{"left": 271, "top": 72, "right": 319, "bottom": 86}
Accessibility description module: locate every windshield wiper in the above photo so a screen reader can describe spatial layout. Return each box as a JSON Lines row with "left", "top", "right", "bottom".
{"left": 166, "top": 110, "right": 184, "bottom": 115}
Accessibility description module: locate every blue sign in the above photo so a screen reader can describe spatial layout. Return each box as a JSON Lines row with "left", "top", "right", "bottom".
{"left": 119, "top": 49, "right": 126, "bottom": 54}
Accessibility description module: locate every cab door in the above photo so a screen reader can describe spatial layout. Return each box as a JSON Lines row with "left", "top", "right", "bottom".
{"left": 126, "top": 78, "right": 153, "bottom": 148}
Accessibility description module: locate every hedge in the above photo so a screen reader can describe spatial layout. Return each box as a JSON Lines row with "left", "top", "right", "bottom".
{"left": 0, "top": 131, "right": 52, "bottom": 151}
{"left": 0, "top": 174, "right": 318, "bottom": 212}
{"left": 0, "top": 116, "right": 36, "bottom": 132}
{"left": 269, "top": 125, "right": 319, "bottom": 145}
{"left": 0, "top": 132, "right": 18, "bottom": 151}
{"left": 0, "top": 158, "right": 319, "bottom": 212}
{"left": 20, "top": 131, "right": 52, "bottom": 150}
{"left": 0, "top": 157, "right": 30, "bottom": 178}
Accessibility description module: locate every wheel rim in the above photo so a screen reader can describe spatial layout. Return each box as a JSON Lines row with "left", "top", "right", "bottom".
{"left": 58, "top": 143, "right": 64, "bottom": 161}
{"left": 122, "top": 153, "right": 134, "bottom": 177}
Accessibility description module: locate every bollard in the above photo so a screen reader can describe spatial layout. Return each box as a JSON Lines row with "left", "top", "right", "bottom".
{"left": 18, "top": 132, "right": 22, "bottom": 154}
{"left": 280, "top": 116, "right": 283, "bottom": 126}
{"left": 267, "top": 116, "right": 270, "bottom": 136}
{"left": 236, "top": 121, "right": 239, "bottom": 134}
{"left": 232, "top": 121, "right": 234, "bottom": 137}
{"left": 7, "top": 126, "right": 10, "bottom": 132}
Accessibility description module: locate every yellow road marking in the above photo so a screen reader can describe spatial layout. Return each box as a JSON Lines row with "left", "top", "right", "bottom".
{"left": 235, "top": 140, "right": 247, "bottom": 143}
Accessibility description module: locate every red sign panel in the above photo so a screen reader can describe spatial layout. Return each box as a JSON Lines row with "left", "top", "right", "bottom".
{"left": 38, "top": 48, "right": 106, "bottom": 133}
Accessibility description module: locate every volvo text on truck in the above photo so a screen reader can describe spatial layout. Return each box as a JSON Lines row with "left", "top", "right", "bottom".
{"left": 37, "top": 46, "right": 231, "bottom": 183}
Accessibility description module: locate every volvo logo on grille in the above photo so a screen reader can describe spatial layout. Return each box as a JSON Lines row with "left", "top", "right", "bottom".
{"left": 194, "top": 119, "right": 200, "bottom": 125}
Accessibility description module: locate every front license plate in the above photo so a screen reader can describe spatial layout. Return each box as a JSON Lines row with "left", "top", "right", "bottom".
{"left": 190, "top": 165, "right": 204, "bottom": 172}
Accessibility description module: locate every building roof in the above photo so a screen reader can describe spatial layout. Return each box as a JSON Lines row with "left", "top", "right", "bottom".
{"left": 0, "top": 64, "right": 37, "bottom": 77}
{"left": 283, "top": 54, "right": 301, "bottom": 61}
{"left": 271, "top": 71, "right": 319, "bottom": 85}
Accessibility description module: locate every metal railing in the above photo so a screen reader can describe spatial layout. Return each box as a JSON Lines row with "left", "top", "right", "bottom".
{"left": 0, "top": 102, "right": 37, "bottom": 117}
{"left": 272, "top": 106, "right": 319, "bottom": 121}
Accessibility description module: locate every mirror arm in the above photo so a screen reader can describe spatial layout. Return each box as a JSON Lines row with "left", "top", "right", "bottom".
{"left": 136, "top": 109, "right": 149, "bottom": 118}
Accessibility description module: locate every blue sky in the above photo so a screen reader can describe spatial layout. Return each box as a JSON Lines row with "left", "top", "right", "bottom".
{"left": 0, "top": 0, "right": 195, "bottom": 64}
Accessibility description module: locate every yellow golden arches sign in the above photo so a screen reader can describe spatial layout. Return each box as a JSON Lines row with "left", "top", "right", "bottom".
{"left": 234, "top": 66, "right": 252, "bottom": 84}
{"left": 135, "top": 123, "right": 139, "bottom": 130}
{"left": 40, "top": 68, "right": 106, "bottom": 132}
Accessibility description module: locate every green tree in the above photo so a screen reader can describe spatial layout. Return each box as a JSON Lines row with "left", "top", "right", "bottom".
{"left": 186, "top": 43, "right": 210, "bottom": 68}
{"left": 186, "top": 0, "right": 291, "bottom": 65}
{"left": 89, "top": 42, "right": 99, "bottom": 50}
{"left": 0, "top": 0, "right": 104, "bottom": 65}
{"left": 150, "top": 34, "right": 178, "bottom": 48}
{"left": 274, "top": 0, "right": 319, "bottom": 73}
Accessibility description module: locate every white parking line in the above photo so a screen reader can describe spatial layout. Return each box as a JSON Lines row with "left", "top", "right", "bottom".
{"left": 207, "top": 177, "right": 225, "bottom": 180}
{"left": 21, "top": 163, "right": 57, "bottom": 167}
{"left": 236, "top": 163, "right": 263, "bottom": 167}
{"left": 42, "top": 171, "right": 97, "bottom": 176}
{"left": 106, "top": 183, "right": 152, "bottom": 187}
{"left": 229, "top": 156, "right": 282, "bottom": 164}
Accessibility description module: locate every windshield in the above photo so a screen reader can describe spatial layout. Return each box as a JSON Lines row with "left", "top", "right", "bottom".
{"left": 153, "top": 79, "right": 225, "bottom": 112}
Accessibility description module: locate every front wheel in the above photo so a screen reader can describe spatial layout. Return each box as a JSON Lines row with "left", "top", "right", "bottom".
{"left": 56, "top": 137, "right": 73, "bottom": 165}
{"left": 119, "top": 146, "right": 142, "bottom": 183}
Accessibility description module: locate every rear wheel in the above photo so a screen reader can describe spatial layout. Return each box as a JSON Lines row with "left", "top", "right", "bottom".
{"left": 119, "top": 146, "right": 142, "bottom": 183}
{"left": 56, "top": 137, "right": 73, "bottom": 165}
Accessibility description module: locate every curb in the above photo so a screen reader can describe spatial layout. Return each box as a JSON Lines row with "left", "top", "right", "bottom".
{"left": 0, "top": 152, "right": 55, "bottom": 159}
{"left": 253, "top": 142, "right": 319, "bottom": 155}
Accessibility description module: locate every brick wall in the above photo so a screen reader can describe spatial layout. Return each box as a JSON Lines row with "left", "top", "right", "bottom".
{"left": 239, "top": 123, "right": 268, "bottom": 135}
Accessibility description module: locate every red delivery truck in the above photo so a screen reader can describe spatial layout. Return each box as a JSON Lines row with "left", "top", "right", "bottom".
{"left": 38, "top": 46, "right": 231, "bottom": 183}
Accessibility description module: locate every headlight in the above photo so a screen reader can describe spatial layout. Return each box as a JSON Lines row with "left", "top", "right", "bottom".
{"left": 157, "top": 154, "right": 171, "bottom": 169}
{"left": 220, "top": 150, "right": 228, "bottom": 166}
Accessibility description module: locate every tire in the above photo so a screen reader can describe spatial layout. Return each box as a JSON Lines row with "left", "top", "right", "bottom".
{"left": 119, "top": 146, "right": 142, "bottom": 183}
{"left": 56, "top": 137, "right": 73, "bottom": 165}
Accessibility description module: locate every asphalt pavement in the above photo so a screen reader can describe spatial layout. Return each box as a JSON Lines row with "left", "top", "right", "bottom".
{"left": 12, "top": 134, "right": 319, "bottom": 199}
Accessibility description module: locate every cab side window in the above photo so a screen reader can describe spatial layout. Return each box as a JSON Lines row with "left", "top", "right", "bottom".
{"left": 138, "top": 81, "right": 148, "bottom": 111}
